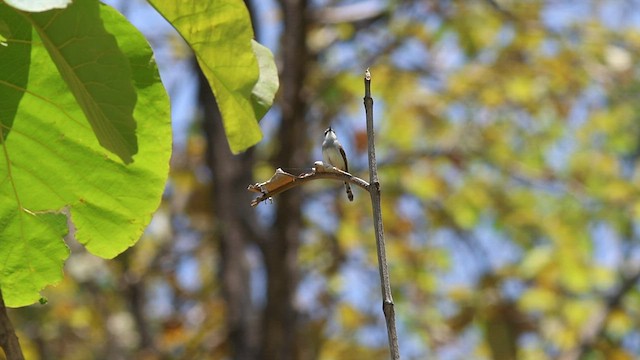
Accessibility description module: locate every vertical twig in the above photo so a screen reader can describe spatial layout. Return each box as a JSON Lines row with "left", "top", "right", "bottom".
{"left": 0, "top": 290, "right": 25, "bottom": 360}
{"left": 364, "top": 68, "right": 400, "bottom": 359}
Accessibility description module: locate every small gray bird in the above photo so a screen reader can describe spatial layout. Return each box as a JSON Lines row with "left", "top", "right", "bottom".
{"left": 322, "top": 127, "right": 354, "bottom": 201}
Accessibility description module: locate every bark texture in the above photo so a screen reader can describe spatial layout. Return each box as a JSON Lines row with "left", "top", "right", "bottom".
{"left": 260, "top": 0, "right": 309, "bottom": 359}
{"left": 198, "top": 67, "right": 260, "bottom": 359}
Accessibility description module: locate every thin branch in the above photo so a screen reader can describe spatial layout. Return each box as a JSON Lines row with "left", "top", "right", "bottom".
{"left": 0, "top": 290, "right": 25, "bottom": 360}
{"left": 248, "top": 163, "right": 370, "bottom": 207}
{"left": 364, "top": 68, "right": 400, "bottom": 359}
{"left": 558, "top": 267, "right": 640, "bottom": 360}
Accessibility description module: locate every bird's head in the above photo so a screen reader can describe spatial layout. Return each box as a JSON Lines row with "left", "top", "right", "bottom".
{"left": 324, "top": 126, "right": 336, "bottom": 140}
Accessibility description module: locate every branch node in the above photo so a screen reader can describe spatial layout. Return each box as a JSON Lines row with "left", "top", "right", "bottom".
{"left": 369, "top": 181, "right": 381, "bottom": 194}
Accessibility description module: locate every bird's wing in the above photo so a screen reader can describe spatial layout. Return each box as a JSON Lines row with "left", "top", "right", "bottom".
{"left": 339, "top": 145, "right": 349, "bottom": 172}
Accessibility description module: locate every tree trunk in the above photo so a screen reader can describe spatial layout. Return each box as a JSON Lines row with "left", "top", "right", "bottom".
{"left": 197, "top": 66, "right": 260, "bottom": 359}
{"left": 260, "top": 0, "right": 309, "bottom": 359}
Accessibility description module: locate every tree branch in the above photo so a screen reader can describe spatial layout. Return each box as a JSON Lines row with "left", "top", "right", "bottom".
{"left": 363, "top": 68, "right": 400, "bottom": 359}
{"left": 248, "top": 163, "right": 370, "bottom": 207}
{"left": 0, "top": 290, "right": 25, "bottom": 360}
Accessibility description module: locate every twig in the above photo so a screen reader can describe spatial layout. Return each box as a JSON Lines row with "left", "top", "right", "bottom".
{"left": 0, "top": 290, "right": 25, "bottom": 360}
{"left": 248, "top": 164, "right": 370, "bottom": 207}
{"left": 364, "top": 68, "right": 400, "bottom": 359}
{"left": 558, "top": 267, "right": 640, "bottom": 360}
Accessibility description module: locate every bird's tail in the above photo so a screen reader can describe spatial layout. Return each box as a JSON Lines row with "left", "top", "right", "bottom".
{"left": 345, "top": 182, "right": 354, "bottom": 201}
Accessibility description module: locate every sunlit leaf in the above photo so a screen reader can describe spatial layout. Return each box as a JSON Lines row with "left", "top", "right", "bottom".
{"left": 4, "top": 0, "right": 72, "bottom": 12}
{"left": 251, "top": 40, "right": 278, "bottom": 119}
{"left": 24, "top": 0, "right": 138, "bottom": 163}
{"left": 0, "top": 3, "right": 30, "bottom": 142}
{"left": 0, "top": 211, "right": 69, "bottom": 306}
{"left": 148, "top": 0, "right": 279, "bottom": 153}
{"left": 0, "top": 4, "right": 170, "bottom": 307}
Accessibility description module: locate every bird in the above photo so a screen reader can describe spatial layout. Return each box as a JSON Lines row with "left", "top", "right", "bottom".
{"left": 322, "top": 127, "right": 354, "bottom": 201}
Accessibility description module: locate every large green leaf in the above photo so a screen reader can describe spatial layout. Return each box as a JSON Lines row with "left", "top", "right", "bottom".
{"left": 148, "top": 0, "right": 278, "bottom": 153}
{"left": 0, "top": 3, "right": 171, "bottom": 307}
{"left": 24, "top": 0, "right": 138, "bottom": 164}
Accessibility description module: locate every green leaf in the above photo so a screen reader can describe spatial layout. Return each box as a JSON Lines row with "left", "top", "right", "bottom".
{"left": 149, "top": 0, "right": 278, "bottom": 153}
{"left": 0, "top": 4, "right": 171, "bottom": 307}
{"left": 4, "top": 0, "right": 72, "bottom": 12}
{"left": 0, "top": 210, "right": 69, "bottom": 307}
{"left": 251, "top": 40, "right": 279, "bottom": 120}
{"left": 24, "top": 0, "right": 138, "bottom": 164}
{"left": 0, "top": 3, "right": 31, "bottom": 142}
